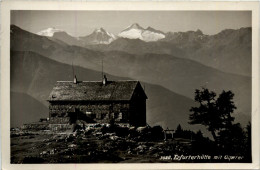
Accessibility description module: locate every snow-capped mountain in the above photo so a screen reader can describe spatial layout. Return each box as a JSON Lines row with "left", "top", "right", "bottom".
{"left": 37, "top": 27, "right": 65, "bottom": 37}
{"left": 118, "top": 23, "right": 165, "bottom": 42}
{"left": 80, "top": 28, "right": 117, "bottom": 45}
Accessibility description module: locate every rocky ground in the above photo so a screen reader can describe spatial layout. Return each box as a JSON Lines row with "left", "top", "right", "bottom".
{"left": 11, "top": 125, "right": 194, "bottom": 163}
{"left": 10, "top": 124, "right": 249, "bottom": 163}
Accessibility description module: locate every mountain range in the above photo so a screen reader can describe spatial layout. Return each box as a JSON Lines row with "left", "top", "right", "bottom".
{"left": 37, "top": 23, "right": 165, "bottom": 45}
{"left": 10, "top": 24, "right": 251, "bottom": 135}
{"left": 36, "top": 24, "right": 251, "bottom": 76}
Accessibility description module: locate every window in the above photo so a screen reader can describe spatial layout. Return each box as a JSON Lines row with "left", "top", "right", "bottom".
{"left": 118, "top": 112, "right": 123, "bottom": 120}
{"left": 96, "top": 113, "right": 102, "bottom": 119}
{"left": 111, "top": 113, "right": 114, "bottom": 119}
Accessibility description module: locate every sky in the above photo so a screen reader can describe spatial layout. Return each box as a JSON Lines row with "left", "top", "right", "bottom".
{"left": 11, "top": 11, "right": 251, "bottom": 37}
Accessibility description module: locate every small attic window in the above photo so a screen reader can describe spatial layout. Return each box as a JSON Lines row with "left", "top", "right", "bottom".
{"left": 52, "top": 95, "right": 56, "bottom": 98}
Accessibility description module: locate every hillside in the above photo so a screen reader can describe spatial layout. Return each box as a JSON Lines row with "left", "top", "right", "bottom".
{"left": 11, "top": 50, "right": 202, "bottom": 131}
{"left": 11, "top": 92, "right": 48, "bottom": 127}
{"left": 100, "top": 51, "right": 251, "bottom": 117}
{"left": 11, "top": 25, "right": 104, "bottom": 67}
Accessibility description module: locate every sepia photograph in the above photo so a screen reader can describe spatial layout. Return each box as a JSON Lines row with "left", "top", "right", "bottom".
{"left": 9, "top": 10, "right": 253, "bottom": 163}
{"left": 1, "top": 1, "right": 260, "bottom": 169}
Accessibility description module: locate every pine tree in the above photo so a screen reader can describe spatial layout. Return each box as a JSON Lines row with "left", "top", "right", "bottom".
{"left": 189, "top": 88, "right": 236, "bottom": 141}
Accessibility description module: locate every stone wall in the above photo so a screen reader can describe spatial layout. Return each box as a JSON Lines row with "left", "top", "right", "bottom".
{"left": 49, "top": 117, "right": 70, "bottom": 124}
{"left": 21, "top": 123, "right": 49, "bottom": 131}
{"left": 49, "top": 101, "right": 131, "bottom": 124}
{"left": 48, "top": 124, "right": 73, "bottom": 131}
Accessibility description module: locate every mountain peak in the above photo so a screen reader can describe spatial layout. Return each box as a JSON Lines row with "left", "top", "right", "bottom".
{"left": 80, "top": 27, "right": 117, "bottom": 45}
{"left": 146, "top": 26, "right": 154, "bottom": 30}
{"left": 37, "top": 27, "right": 64, "bottom": 37}
{"left": 119, "top": 24, "right": 165, "bottom": 42}
{"left": 127, "top": 23, "right": 144, "bottom": 30}
{"left": 146, "top": 26, "right": 165, "bottom": 34}
{"left": 195, "top": 29, "right": 203, "bottom": 35}
{"left": 94, "top": 27, "right": 106, "bottom": 33}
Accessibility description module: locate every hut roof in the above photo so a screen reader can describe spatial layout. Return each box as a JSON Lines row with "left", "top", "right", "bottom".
{"left": 48, "top": 80, "right": 147, "bottom": 101}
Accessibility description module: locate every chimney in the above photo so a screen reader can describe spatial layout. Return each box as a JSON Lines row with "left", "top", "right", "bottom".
{"left": 73, "top": 75, "right": 77, "bottom": 84}
{"left": 102, "top": 75, "right": 107, "bottom": 85}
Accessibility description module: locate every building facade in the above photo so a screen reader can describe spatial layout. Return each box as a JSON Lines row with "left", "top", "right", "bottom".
{"left": 47, "top": 76, "right": 147, "bottom": 127}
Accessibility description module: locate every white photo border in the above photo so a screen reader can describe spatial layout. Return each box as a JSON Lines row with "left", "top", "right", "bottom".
{"left": 1, "top": 1, "right": 259, "bottom": 169}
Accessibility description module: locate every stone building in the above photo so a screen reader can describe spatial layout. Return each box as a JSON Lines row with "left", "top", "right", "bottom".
{"left": 47, "top": 76, "right": 147, "bottom": 127}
